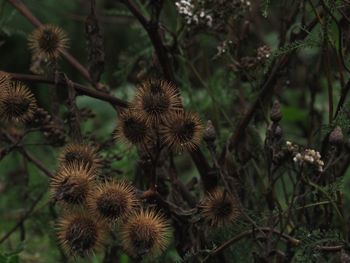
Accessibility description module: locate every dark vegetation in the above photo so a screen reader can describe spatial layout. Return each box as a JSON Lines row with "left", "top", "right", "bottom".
{"left": 1, "top": 0, "right": 350, "bottom": 262}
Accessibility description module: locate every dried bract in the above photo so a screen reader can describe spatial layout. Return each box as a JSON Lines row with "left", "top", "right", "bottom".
{"left": 50, "top": 164, "right": 95, "bottom": 206}
{"left": 28, "top": 24, "right": 69, "bottom": 60}
{"left": 160, "top": 111, "right": 203, "bottom": 152}
{"left": 0, "top": 81, "right": 37, "bottom": 123}
{"left": 57, "top": 212, "right": 105, "bottom": 257}
{"left": 201, "top": 188, "right": 240, "bottom": 227}
{"left": 59, "top": 143, "right": 100, "bottom": 171}
{"left": 87, "top": 180, "right": 139, "bottom": 222}
{"left": 121, "top": 209, "right": 171, "bottom": 258}
{"left": 132, "top": 79, "right": 182, "bottom": 125}
{"left": 113, "top": 110, "right": 150, "bottom": 146}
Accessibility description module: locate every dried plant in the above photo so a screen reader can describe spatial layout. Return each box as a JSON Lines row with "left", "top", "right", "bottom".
{"left": 1, "top": 0, "right": 350, "bottom": 262}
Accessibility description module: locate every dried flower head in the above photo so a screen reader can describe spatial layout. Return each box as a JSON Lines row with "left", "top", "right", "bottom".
{"left": 0, "top": 71, "right": 10, "bottom": 91}
{"left": 28, "top": 24, "right": 69, "bottom": 60}
{"left": 201, "top": 189, "right": 240, "bottom": 227}
{"left": 132, "top": 79, "right": 182, "bottom": 125}
{"left": 0, "top": 81, "right": 37, "bottom": 123}
{"left": 50, "top": 164, "right": 95, "bottom": 206}
{"left": 121, "top": 209, "right": 171, "bottom": 258}
{"left": 329, "top": 126, "right": 343, "bottom": 146}
{"left": 160, "top": 111, "right": 203, "bottom": 152}
{"left": 59, "top": 143, "right": 100, "bottom": 171}
{"left": 203, "top": 120, "right": 216, "bottom": 143}
{"left": 87, "top": 180, "right": 139, "bottom": 222}
{"left": 57, "top": 212, "right": 105, "bottom": 257}
{"left": 113, "top": 110, "right": 150, "bottom": 146}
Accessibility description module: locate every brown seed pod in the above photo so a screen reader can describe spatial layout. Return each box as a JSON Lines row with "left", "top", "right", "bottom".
{"left": 200, "top": 188, "right": 240, "bottom": 227}
{"left": 121, "top": 209, "right": 171, "bottom": 258}
{"left": 50, "top": 164, "right": 95, "bottom": 206}
{"left": 28, "top": 24, "right": 69, "bottom": 60}
{"left": 160, "top": 111, "right": 203, "bottom": 152}
{"left": 59, "top": 143, "right": 101, "bottom": 171}
{"left": 132, "top": 79, "right": 183, "bottom": 125}
{"left": 57, "top": 212, "right": 105, "bottom": 257}
{"left": 113, "top": 110, "right": 150, "bottom": 146}
{"left": 0, "top": 81, "right": 37, "bottom": 123}
{"left": 87, "top": 180, "right": 139, "bottom": 222}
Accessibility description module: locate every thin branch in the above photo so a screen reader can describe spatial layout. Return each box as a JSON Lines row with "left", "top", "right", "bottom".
{"left": 203, "top": 227, "right": 343, "bottom": 262}
{"left": 220, "top": 16, "right": 320, "bottom": 162}
{"left": 8, "top": 72, "right": 129, "bottom": 108}
{"left": 0, "top": 190, "right": 46, "bottom": 244}
{"left": 203, "top": 227, "right": 300, "bottom": 262}
{"left": 6, "top": 0, "right": 96, "bottom": 86}
{"left": 120, "top": 0, "right": 174, "bottom": 80}
{"left": 4, "top": 131, "right": 55, "bottom": 177}
{"left": 21, "top": 149, "right": 54, "bottom": 178}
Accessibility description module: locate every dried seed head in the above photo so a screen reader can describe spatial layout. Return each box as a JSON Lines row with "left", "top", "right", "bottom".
{"left": 59, "top": 143, "right": 101, "bottom": 171}
{"left": 28, "top": 24, "right": 69, "bottom": 60}
{"left": 0, "top": 71, "right": 10, "bottom": 91}
{"left": 121, "top": 209, "right": 171, "bottom": 258}
{"left": 113, "top": 110, "right": 150, "bottom": 146}
{"left": 0, "top": 81, "right": 37, "bottom": 123}
{"left": 201, "top": 188, "right": 240, "bottom": 227}
{"left": 132, "top": 79, "right": 183, "bottom": 125}
{"left": 57, "top": 212, "right": 105, "bottom": 257}
{"left": 270, "top": 100, "right": 282, "bottom": 122}
{"left": 50, "top": 164, "right": 95, "bottom": 206}
{"left": 329, "top": 126, "right": 343, "bottom": 146}
{"left": 160, "top": 111, "right": 203, "bottom": 152}
{"left": 203, "top": 120, "right": 216, "bottom": 143}
{"left": 87, "top": 180, "right": 139, "bottom": 222}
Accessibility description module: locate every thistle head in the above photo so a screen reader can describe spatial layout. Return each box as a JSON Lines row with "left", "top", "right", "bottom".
{"left": 113, "top": 110, "right": 150, "bottom": 146}
{"left": 160, "top": 111, "right": 203, "bottom": 152}
{"left": 28, "top": 24, "right": 69, "bottom": 60}
{"left": 132, "top": 79, "right": 183, "bottom": 125}
{"left": 50, "top": 164, "right": 95, "bottom": 206}
{"left": 59, "top": 143, "right": 101, "bottom": 171}
{"left": 0, "top": 71, "right": 10, "bottom": 90}
{"left": 87, "top": 180, "right": 139, "bottom": 223}
{"left": 200, "top": 188, "right": 240, "bottom": 227}
{"left": 0, "top": 81, "right": 37, "bottom": 123}
{"left": 121, "top": 209, "right": 171, "bottom": 258}
{"left": 57, "top": 212, "right": 105, "bottom": 257}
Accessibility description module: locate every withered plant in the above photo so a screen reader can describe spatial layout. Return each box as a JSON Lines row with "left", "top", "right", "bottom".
{"left": 1, "top": 0, "right": 350, "bottom": 263}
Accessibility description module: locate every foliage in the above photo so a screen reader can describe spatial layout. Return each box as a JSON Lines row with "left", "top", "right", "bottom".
{"left": 1, "top": 0, "right": 350, "bottom": 263}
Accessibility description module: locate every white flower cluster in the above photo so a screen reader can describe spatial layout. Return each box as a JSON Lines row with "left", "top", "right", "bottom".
{"left": 216, "top": 40, "right": 233, "bottom": 57}
{"left": 236, "top": 0, "right": 251, "bottom": 8}
{"left": 257, "top": 45, "right": 272, "bottom": 61}
{"left": 175, "top": 0, "right": 213, "bottom": 27}
{"left": 286, "top": 141, "right": 324, "bottom": 172}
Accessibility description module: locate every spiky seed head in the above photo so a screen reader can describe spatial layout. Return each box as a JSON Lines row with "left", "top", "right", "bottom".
{"left": 0, "top": 81, "right": 37, "bottom": 123}
{"left": 87, "top": 180, "right": 139, "bottom": 222}
{"left": 50, "top": 164, "right": 95, "bottom": 206}
{"left": 113, "top": 110, "right": 150, "bottom": 146}
{"left": 57, "top": 212, "right": 105, "bottom": 257}
{"left": 28, "top": 24, "right": 69, "bottom": 60}
{"left": 160, "top": 111, "right": 203, "bottom": 152}
{"left": 121, "top": 209, "right": 171, "bottom": 258}
{"left": 200, "top": 188, "right": 241, "bottom": 227}
{"left": 0, "top": 71, "right": 11, "bottom": 107}
{"left": 0, "top": 71, "right": 10, "bottom": 91}
{"left": 132, "top": 79, "right": 183, "bottom": 125}
{"left": 59, "top": 143, "right": 101, "bottom": 171}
